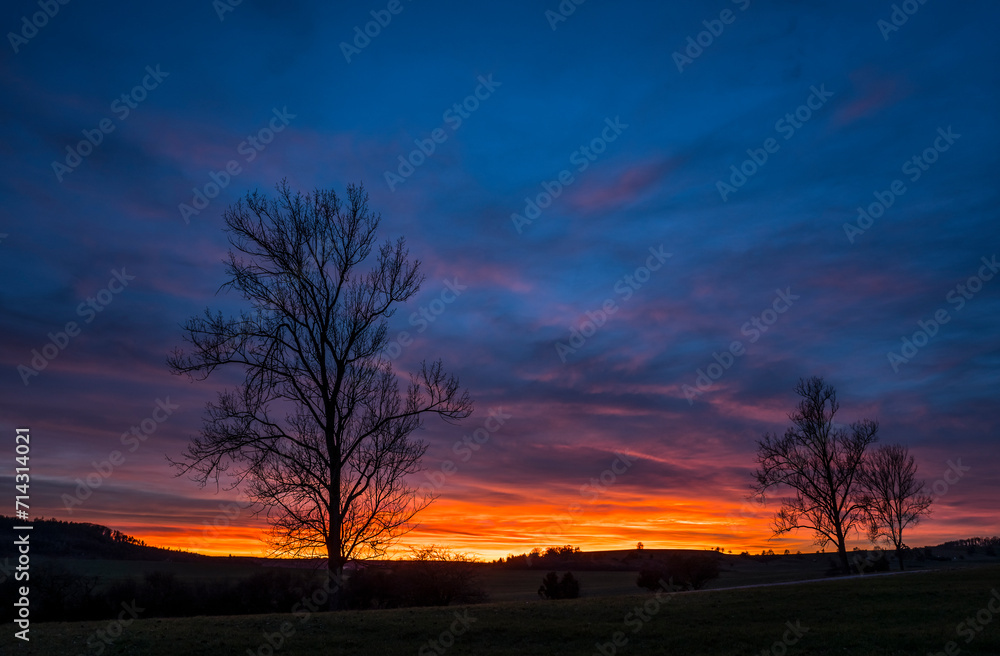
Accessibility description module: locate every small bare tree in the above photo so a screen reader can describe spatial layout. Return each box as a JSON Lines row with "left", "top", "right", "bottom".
{"left": 167, "top": 181, "right": 473, "bottom": 607}
{"left": 751, "top": 377, "right": 878, "bottom": 574}
{"left": 859, "top": 443, "right": 933, "bottom": 571}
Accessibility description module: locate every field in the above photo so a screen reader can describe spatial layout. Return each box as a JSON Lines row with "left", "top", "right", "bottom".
{"left": 5, "top": 563, "right": 999, "bottom": 655}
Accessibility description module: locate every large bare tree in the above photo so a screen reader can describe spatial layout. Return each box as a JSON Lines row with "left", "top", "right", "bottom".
{"left": 167, "top": 181, "right": 473, "bottom": 606}
{"left": 858, "top": 443, "right": 933, "bottom": 571}
{"left": 751, "top": 377, "right": 878, "bottom": 573}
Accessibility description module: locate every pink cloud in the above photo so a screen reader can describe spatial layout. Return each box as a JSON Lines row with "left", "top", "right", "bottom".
{"left": 567, "top": 158, "right": 679, "bottom": 213}
{"left": 830, "top": 69, "right": 911, "bottom": 128}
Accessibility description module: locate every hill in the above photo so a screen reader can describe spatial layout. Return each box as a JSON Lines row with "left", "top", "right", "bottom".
{"left": 0, "top": 516, "right": 209, "bottom": 562}
{"left": 4, "top": 564, "right": 999, "bottom": 655}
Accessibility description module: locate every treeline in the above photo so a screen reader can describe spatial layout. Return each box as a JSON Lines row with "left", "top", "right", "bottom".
{"left": 941, "top": 536, "right": 1000, "bottom": 550}
{"left": 0, "top": 563, "right": 320, "bottom": 623}
{"left": 0, "top": 558, "right": 488, "bottom": 622}
{"left": 0, "top": 516, "right": 206, "bottom": 561}
{"left": 496, "top": 545, "right": 583, "bottom": 568}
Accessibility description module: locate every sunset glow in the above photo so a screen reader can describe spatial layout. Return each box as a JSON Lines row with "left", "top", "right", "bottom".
{"left": 3, "top": 0, "right": 998, "bottom": 567}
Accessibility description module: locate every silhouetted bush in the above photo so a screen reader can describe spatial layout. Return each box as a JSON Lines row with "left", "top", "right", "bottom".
{"left": 635, "top": 553, "right": 720, "bottom": 591}
{"left": 343, "top": 566, "right": 398, "bottom": 609}
{"left": 343, "top": 548, "right": 487, "bottom": 609}
{"left": 850, "top": 549, "right": 891, "bottom": 574}
{"left": 538, "top": 571, "right": 580, "bottom": 599}
{"left": 0, "top": 562, "right": 102, "bottom": 623}
{"left": 1, "top": 565, "right": 328, "bottom": 623}
{"left": 636, "top": 568, "right": 669, "bottom": 592}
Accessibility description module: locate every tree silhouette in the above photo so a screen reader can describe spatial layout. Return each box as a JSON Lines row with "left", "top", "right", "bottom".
{"left": 751, "top": 377, "right": 878, "bottom": 574}
{"left": 859, "top": 443, "right": 933, "bottom": 571}
{"left": 168, "top": 181, "right": 473, "bottom": 607}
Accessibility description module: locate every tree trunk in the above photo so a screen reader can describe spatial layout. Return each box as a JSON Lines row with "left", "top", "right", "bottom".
{"left": 836, "top": 544, "right": 850, "bottom": 575}
{"left": 327, "top": 550, "right": 345, "bottom": 611}
{"left": 834, "top": 522, "right": 850, "bottom": 575}
{"left": 896, "top": 545, "right": 905, "bottom": 571}
{"left": 327, "top": 509, "right": 345, "bottom": 611}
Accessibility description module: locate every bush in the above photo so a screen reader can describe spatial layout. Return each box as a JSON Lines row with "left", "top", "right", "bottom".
{"left": 850, "top": 549, "right": 891, "bottom": 574}
{"left": 344, "top": 547, "right": 488, "bottom": 609}
{"left": 1, "top": 562, "right": 101, "bottom": 622}
{"left": 538, "top": 572, "right": 580, "bottom": 599}
{"left": 635, "top": 553, "right": 720, "bottom": 592}
{"left": 0, "top": 564, "right": 329, "bottom": 622}
{"left": 636, "top": 567, "right": 670, "bottom": 592}
{"left": 343, "top": 566, "right": 398, "bottom": 609}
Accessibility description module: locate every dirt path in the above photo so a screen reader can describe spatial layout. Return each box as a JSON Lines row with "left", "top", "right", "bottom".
{"left": 695, "top": 567, "right": 934, "bottom": 594}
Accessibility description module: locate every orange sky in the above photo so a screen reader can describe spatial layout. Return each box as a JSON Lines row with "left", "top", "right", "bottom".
{"left": 109, "top": 483, "right": 982, "bottom": 562}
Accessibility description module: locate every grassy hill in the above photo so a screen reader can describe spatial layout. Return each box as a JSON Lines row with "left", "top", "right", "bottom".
{"left": 4, "top": 563, "right": 998, "bottom": 655}
{"left": 0, "top": 515, "right": 208, "bottom": 562}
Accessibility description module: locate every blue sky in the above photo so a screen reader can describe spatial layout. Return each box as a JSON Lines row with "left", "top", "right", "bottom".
{"left": 1, "top": 0, "right": 997, "bottom": 556}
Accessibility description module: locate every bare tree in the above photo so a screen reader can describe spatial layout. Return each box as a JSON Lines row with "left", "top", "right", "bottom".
{"left": 751, "top": 377, "right": 878, "bottom": 574}
{"left": 167, "top": 181, "right": 473, "bottom": 607}
{"left": 858, "top": 443, "right": 933, "bottom": 571}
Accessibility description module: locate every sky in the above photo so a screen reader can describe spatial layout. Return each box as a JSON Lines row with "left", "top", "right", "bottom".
{"left": 1, "top": 0, "right": 998, "bottom": 561}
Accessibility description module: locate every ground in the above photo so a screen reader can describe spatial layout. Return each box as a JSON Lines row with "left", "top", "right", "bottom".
{"left": 4, "top": 562, "right": 998, "bottom": 655}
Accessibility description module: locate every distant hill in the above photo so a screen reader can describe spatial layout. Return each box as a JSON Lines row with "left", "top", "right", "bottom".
{"left": 0, "top": 516, "right": 211, "bottom": 562}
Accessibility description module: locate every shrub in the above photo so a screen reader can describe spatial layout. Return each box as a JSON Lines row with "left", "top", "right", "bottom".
{"left": 343, "top": 566, "right": 398, "bottom": 609}
{"left": 635, "top": 553, "right": 720, "bottom": 592}
{"left": 344, "top": 547, "right": 488, "bottom": 609}
{"left": 636, "top": 567, "right": 670, "bottom": 592}
{"left": 851, "top": 549, "right": 891, "bottom": 574}
{"left": 538, "top": 572, "right": 580, "bottom": 599}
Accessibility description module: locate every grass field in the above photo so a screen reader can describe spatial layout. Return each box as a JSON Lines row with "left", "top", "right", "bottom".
{"left": 34, "top": 555, "right": 271, "bottom": 588}
{"left": 5, "top": 563, "right": 999, "bottom": 655}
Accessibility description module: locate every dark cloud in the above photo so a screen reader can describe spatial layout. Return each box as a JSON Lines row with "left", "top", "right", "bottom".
{"left": 1, "top": 0, "right": 997, "bottom": 557}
